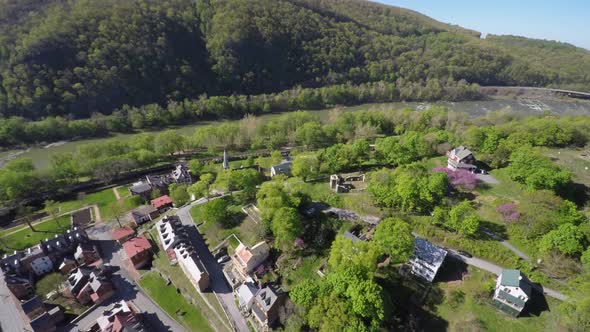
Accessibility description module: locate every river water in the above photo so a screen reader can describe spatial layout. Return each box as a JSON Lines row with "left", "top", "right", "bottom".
{"left": 2, "top": 97, "right": 590, "bottom": 170}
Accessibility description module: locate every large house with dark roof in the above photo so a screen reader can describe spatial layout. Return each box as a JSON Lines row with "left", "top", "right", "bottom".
{"left": 251, "top": 285, "right": 285, "bottom": 328}
{"left": 493, "top": 269, "right": 532, "bottom": 316}
{"left": 410, "top": 237, "right": 448, "bottom": 282}
{"left": 128, "top": 205, "right": 159, "bottom": 226}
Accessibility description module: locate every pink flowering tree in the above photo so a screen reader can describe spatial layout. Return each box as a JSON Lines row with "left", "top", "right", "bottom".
{"left": 496, "top": 203, "right": 520, "bottom": 223}
{"left": 433, "top": 167, "right": 479, "bottom": 191}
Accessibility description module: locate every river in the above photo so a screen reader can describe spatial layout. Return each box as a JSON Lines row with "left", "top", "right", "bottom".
{"left": 2, "top": 97, "right": 590, "bottom": 170}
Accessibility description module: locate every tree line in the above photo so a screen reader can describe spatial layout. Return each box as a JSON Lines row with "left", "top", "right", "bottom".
{"left": 1, "top": 0, "right": 589, "bottom": 141}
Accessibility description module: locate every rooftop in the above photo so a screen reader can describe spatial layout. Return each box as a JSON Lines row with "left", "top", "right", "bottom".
{"left": 129, "top": 182, "right": 151, "bottom": 194}
{"left": 151, "top": 195, "right": 172, "bottom": 209}
{"left": 123, "top": 236, "right": 152, "bottom": 258}
{"left": 111, "top": 227, "right": 134, "bottom": 241}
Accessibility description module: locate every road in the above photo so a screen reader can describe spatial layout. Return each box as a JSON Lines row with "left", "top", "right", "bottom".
{"left": 446, "top": 249, "right": 567, "bottom": 301}
{"left": 60, "top": 223, "right": 186, "bottom": 332}
{"left": 177, "top": 196, "right": 250, "bottom": 332}
{"left": 0, "top": 270, "right": 34, "bottom": 332}
{"left": 479, "top": 226, "right": 531, "bottom": 262}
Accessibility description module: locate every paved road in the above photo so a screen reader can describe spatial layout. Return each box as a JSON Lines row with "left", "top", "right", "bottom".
{"left": 177, "top": 196, "right": 250, "bottom": 332}
{"left": 480, "top": 226, "right": 531, "bottom": 262}
{"left": 61, "top": 223, "right": 186, "bottom": 332}
{"left": 446, "top": 249, "right": 567, "bottom": 301}
{"left": 0, "top": 270, "right": 34, "bottom": 332}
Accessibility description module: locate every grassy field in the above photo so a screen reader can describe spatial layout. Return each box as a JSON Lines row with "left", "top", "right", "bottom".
{"left": 476, "top": 168, "right": 525, "bottom": 200}
{"left": 47, "top": 187, "right": 140, "bottom": 222}
{"left": 278, "top": 254, "right": 324, "bottom": 290}
{"left": 542, "top": 147, "right": 590, "bottom": 187}
{"left": 191, "top": 202, "right": 263, "bottom": 250}
{"left": 433, "top": 267, "right": 562, "bottom": 332}
{"left": 139, "top": 272, "right": 215, "bottom": 332}
{"left": 0, "top": 216, "right": 71, "bottom": 251}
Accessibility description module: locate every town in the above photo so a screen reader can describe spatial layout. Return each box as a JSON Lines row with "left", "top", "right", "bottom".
{"left": 1, "top": 119, "right": 586, "bottom": 332}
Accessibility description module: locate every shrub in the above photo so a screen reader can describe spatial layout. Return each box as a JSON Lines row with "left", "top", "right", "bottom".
{"left": 496, "top": 203, "right": 520, "bottom": 223}
{"left": 433, "top": 167, "right": 478, "bottom": 191}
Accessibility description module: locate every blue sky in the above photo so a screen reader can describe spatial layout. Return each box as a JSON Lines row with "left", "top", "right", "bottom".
{"left": 375, "top": 0, "right": 590, "bottom": 50}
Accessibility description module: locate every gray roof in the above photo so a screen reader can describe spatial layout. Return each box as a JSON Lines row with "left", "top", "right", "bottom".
{"left": 30, "top": 312, "right": 53, "bottom": 332}
{"left": 131, "top": 205, "right": 158, "bottom": 218}
{"left": 130, "top": 182, "right": 152, "bottom": 194}
{"left": 414, "top": 238, "right": 447, "bottom": 266}
{"left": 497, "top": 289, "right": 527, "bottom": 307}
{"left": 271, "top": 162, "right": 292, "bottom": 173}
{"left": 21, "top": 295, "right": 43, "bottom": 314}
{"left": 450, "top": 146, "right": 473, "bottom": 160}
{"left": 256, "top": 286, "right": 279, "bottom": 312}
{"left": 343, "top": 231, "right": 363, "bottom": 243}
{"left": 237, "top": 281, "right": 259, "bottom": 307}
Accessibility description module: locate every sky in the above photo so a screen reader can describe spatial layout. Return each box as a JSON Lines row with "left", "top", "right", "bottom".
{"left": 375, "top": 0, "right": 590, "bottom": 50}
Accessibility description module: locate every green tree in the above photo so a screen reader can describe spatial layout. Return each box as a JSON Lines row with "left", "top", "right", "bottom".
{"left": 539, "top": 223, "right": 584, "bottom": 255}
{"left": 154, "top": 130, "right": 185, "bottom": 156}
{"left": 271, "top": 207, "right": 303, "bottom": 251}
{"left": 203, "top": 198, "right": 230, "bottom": 227}
{"left": 168, "top": 184, "right": 190, "bottom": 206}
{"left": 292, "top": 153, "right": 320, "bottom": 181}
{"left": 373, "top": 217, "right": 414, "bottom": 263}
{"left": 44, "top": 200, "right": 64, "bottom": 231}
{"left": 447, "top": 201, "right": 480, "bottom": 236}
{"left": 328, "top": 235, "right": 381, "bottom": 277}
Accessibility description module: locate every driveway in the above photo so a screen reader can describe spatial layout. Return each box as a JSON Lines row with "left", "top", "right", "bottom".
{"left": 177, "top": 196, "right": 250, "bottom": 332}
{"left": 480, "top": 226, "right": 531, "bottom": 262}
{"left": 60, "top": 223, "right": 186, "bottom": 332}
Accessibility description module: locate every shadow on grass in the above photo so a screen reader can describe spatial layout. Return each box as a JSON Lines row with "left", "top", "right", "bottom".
{"left": 479, "top": 220, "right": 508, "bottom": 239}
{"left": 436, "top": 257, "right": 469, "bottom": 283}
{"left": 521, "top": 287, "right": 550, "bottom": 317}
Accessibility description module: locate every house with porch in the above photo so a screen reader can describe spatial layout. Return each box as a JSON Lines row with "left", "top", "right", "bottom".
{"left": 492, "top": 269, "right": 532, "bottom": 316}
{"left": 446, "top": 146, "right": 477, "bottom": 171}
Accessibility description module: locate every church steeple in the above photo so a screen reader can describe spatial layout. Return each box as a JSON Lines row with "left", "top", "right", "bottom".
{"left": 223, "top": 148, "right": 229, "bottom": 170}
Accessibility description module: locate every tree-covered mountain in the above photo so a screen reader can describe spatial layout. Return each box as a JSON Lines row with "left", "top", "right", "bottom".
{"left": 0, "top": 0, "right": 589, "bottom": 121}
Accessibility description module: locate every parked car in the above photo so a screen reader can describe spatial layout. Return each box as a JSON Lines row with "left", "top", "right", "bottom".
{"left": 213, "top": 248, "right": 227, "bottom": 259}
{"left": 457, "top": 250, "right": 473, "bottom": 258}
{"left": 217, "top": 255, "right": 230, "bottom": 264}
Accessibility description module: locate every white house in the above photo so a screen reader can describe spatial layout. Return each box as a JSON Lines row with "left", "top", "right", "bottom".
{"left": 446, "top": 146, "right": 477, "bottom": 171}
{"left": 236, "top": 277, "right": 259, "bottom": 310}
{"left": 492, "top": 269, "right": 532, "bottom": 316}
{"left": 233, "top": 242, "right": 270, "bottom": 278}
{"left": 174, "top": 244, "right": 210, "bottom": 292}
{"left": 270, "top": 161, "right": 292, "bottom": 177}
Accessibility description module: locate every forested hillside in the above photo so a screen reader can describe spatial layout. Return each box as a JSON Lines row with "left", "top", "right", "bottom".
{"left": 0, "top": 0, "right": 589, "bottom": 123}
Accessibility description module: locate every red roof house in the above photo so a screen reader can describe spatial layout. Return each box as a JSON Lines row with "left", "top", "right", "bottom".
{"left": 123, "top": 236, "right": 153, "bottom": 269}
{"left": 111, "top": 227, "right": 135, "bottom": 244}
{"left": 151, "top": 195, "right": 173, "bottom": 211}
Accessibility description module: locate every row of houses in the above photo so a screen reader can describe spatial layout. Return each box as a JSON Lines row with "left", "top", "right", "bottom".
{"left": 129, "top": 164, "right": 193, "bottom": 201}
{"left": 156, "top": 216, "right": 210, "bottom": 292}
{"left": 222, "top": 241, "right": 286, "bottom": 329}
{"left": 0, "top": 227, "right": 107, "bottom": 332}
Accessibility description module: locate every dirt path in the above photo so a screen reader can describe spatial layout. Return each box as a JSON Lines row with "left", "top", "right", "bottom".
{"left": 113, "top": 187, "right": 121, "bottom": 200}
{"left": 91, "top": 204, "right": 102, "bottom": 223}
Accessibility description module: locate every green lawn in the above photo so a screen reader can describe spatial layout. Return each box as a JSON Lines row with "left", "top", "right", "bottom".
{"left": 279, "top": 254, "right": 324, "bottom": 290}
{"left": 191, "top": 202, "right": 263, "bottom": 250}
{"left": 433, "top": 267, "right": 562, "bottom": 332}
{"left": 45, "top": 187, "right": 140, "bottom": 222}
{"left": 116, "top": 185, "right": 131, "bottom": 199}
{"left": 542, "top": 147, "right": 590, "bottom": 187}
{"left": 0, "top": 216, "right": 70, "bottom": 251}
{"left": 148, "top": 229, "right": 232, "bottom": 331}
{"left": 476, "top": 168, "right": 525, "bottom": 200}
{"left": 139, "top": 272, "right": 215, "bottom": 332}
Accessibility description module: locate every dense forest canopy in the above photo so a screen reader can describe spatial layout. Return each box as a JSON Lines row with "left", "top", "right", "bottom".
{"left": 0, "top": 0, "right": 589, "bottom": 122}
